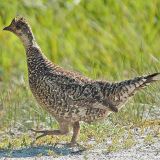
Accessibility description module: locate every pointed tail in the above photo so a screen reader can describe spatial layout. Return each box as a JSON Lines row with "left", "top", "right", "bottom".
{"left": 143, "top": 73, "right": 160, "bottom": 85}
{"left": 106, "top": 73, "right": 160, "bottom": 112}
{"left": 123, "top": 73, "right": 160, "bottom": 92}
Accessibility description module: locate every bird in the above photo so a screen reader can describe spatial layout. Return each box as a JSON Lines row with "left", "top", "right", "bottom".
{"left": 3, "top": 16, "right": 160, "bottom": 147}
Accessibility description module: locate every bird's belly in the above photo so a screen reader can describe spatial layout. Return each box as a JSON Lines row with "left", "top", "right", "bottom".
{"left": 30, "top": 86, "right": 109, "bottom": 123}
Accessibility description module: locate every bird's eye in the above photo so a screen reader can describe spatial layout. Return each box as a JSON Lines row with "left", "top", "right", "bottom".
{"left": 16, "top": 23, "right": 21, "bottom": 30}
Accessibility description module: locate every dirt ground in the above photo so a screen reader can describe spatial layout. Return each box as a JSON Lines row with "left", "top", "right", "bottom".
{"left": 0, "top": 106, "right": 159, "bottom": 160}
{"left": 0, "top": 130, "right": 159, "bottom": 160}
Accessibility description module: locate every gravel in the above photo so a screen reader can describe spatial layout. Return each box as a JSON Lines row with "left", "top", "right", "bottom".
{"left": 0, "top": 133, "right": 159, "bottom": 160}
{"left": 0, "top": 105, "right": 159, "bottom": 160}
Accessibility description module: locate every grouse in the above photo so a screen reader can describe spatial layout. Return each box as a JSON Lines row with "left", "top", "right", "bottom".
{"left": 3, "top": 17, "right": 160, "bottom": 146}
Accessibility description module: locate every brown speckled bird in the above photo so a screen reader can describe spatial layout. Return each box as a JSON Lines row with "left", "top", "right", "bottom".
{"left": 3, "top": 17, "right": 160, "bottom": 146}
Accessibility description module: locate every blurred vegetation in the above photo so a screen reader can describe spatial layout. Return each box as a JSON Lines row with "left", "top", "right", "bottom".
{"left": 1, "top": 0, "right": 160, "bottom": 80}
{"left": 0, "top": 0, "right": 159, "bottom": 148}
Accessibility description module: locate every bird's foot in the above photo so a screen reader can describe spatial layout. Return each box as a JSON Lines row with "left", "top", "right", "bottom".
{"left": 66, "top": 142, "right": 78, "bottom": 147}
{"left": 66, "top": 142, "right": 86, "bottom": 153}
{"left": 66, "top": 142, "right": 86, "bottom": 150}
{"left": 54, "top": 141, "right": 85, "bottom": 148}
{"left": 52, "top": 142, "right": 78, "bottom": 148}
{"left": 30, "top": 128, "right": 50, "bottom": 140}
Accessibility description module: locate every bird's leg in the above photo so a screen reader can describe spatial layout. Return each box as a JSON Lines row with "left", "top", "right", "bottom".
{"left": 67, "top": 121, "right": 80, "bottom": 147}
{"left": 31, "top": 122, "right": 70, "bottom": 141}
{"left": 30, "top": 129, "right": 63, "bottom": 140}
{"left": 71, "top": 121, "right": 80, "bottom": 144}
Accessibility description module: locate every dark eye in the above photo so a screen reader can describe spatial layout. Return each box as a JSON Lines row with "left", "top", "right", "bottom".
{"left": 16, "top": 23, "right": 21, "bottom": 30}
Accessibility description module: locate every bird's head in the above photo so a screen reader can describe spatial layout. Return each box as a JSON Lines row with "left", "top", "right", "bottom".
{"left": 3, "top": 16, "right": 35, "bottom": 48}
{"left": 3, "top": 17, "right": 31, "bottom": 36}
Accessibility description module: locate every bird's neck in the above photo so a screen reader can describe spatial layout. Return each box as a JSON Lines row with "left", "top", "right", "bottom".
{"left": 21, "top": 30, "right": 45, "bottom": 62}
{"left": 23, "top": 35, "right": 44, "bottom": 62}
{"left": 25, "top": 43, "right": 43, "bottom": 60}
{"left": 26, "top": 45, "right": 47, "bottom": 75}
{"left": 21, "top": 35, "right": 37, "bottom": 49}
{"left": 17, "top": 28, "right": 38, "bottom": 49}
{"left": 21, "top": 31, "right": 52, "bottom": 74}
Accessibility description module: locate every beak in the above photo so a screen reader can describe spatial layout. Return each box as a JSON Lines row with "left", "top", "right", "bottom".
{"left": 3, "top": 25, "right": 12, "bottom": 31}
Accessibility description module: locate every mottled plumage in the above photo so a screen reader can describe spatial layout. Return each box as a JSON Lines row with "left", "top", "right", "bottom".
{"left": 3, "top": 17, "right": 160, "bottom": 146}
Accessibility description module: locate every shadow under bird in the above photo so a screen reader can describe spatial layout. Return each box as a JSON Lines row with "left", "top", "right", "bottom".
{"left": 3, "top": 17, "right": 160, "bottom": 146}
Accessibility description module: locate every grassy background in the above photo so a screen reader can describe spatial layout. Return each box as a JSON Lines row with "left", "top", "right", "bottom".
{"left": 0, "top": 0, "right": 159, "bottom": 150}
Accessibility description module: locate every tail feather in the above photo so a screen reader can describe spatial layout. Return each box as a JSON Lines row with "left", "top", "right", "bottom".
{"left": 144, "top": 73, "right": 160, "bottom": 83}
{"left": 116, "top": 72, "right": 160, "bottom": 98}
{"left": 99, "top": 73, "right": 159, "bottom": 112}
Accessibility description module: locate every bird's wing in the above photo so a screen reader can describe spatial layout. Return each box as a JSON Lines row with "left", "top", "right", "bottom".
{"left": 57, "top": 81, "right": 119, "bottom": 112}
{"left": 44, "top": 73, "right": 115, "bottom": 111}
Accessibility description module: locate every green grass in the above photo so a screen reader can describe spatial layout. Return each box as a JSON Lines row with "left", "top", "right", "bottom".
{"left": 0, "top": 0, "right": 160, "bottom": 151}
